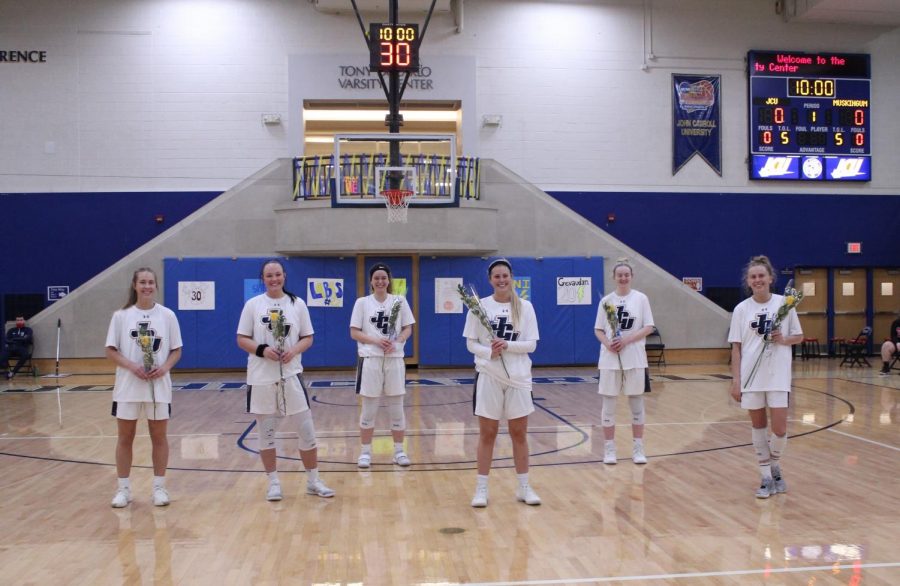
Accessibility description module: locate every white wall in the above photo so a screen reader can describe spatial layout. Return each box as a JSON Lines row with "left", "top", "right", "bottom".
{"left": 1, "top": 0, "right": 897, "bottom": 193}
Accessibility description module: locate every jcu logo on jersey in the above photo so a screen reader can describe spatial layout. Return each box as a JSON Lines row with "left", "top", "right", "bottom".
{"left": 130, "top": 321, "right": 162, "bottom": 353}
{"left": 307, "top": 278, "right": 344, "bottom": 308}
{"left": 750, "top": 312, "right": 772, "bottom": 336}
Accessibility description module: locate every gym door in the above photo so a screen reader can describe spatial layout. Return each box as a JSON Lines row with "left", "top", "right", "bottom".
{"left": 793, "top": 268, "right": 826, "bottom": 350}
{"left": 873, "top": 268, "right": 900, "bottom": 343}
{"left": 833, "top": 268, "right": 867, "bottom": 340}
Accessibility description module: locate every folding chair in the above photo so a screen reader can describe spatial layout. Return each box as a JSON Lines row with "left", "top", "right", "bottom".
{"left": 890, "top": 351, "right": 900, "bottom": 372}
{"left": 645, "top": 327, "right": 666, "bottom": 367}
{"left": 839, "top": 327, "right": 872, "bottom": 368}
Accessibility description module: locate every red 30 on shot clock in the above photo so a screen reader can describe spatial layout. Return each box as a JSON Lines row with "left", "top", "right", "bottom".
{"left": 369, "top": 23, "right": 420, "bottom": 72}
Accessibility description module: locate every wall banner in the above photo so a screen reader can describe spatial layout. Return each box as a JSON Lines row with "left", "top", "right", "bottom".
{"left": 178, "top": 281, "right": 216, "bottom": 310}
{"left": 673, "top": 74, "right": 722, "bottom": 176}
{"left": 557, "top": 276, "right": 592, "bottom": 305}
{"left": 307, "top": 278, "right": 344, "bottom": 307}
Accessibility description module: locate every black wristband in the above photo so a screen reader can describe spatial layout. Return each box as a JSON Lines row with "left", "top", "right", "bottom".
{"left": 255, "top": 344, "right": 269, "bottom": 357}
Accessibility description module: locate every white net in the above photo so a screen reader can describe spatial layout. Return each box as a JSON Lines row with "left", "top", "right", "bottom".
{"left": 382, "top": 189, "right": 412, "bottom": 223}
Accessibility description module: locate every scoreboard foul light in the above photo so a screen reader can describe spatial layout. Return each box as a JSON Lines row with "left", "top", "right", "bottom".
{"left": 369, "top": 23, "right": 420, "bottom": 73}
{"left": 748, "top": 50, "right": 871, "bottom": 181}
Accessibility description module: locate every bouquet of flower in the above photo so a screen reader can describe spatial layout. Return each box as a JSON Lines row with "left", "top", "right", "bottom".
{"left": 744, "top": 281, "right": 805, "bottom": 388}
{"left": 457, "top": 283, "right": 510, "bottom": 378}
{"left": 138, "top": 326, "right": 157, "bottom": 418}
{"left": 269, "top": 309, "right": 288, "bottom": 415}
{"left": 386, "top": 297, "right": 403, "bottom": 341}
{"left": 602, "top": 301, "right": 626, "bottom": 380}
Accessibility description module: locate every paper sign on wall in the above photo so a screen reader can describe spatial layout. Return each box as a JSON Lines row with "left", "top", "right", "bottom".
{"left": 882, "top": 282, "right": 894, "bottom": 296}
{"left": 802, "top": 282, "right": 816, "bottom": 297}
{"left": 682, "top": 277, "right": 703, "bottom": 292}
{"left": 556, "top": 276, "right": 592, "bottom": 305}
{"left": 435, "top": 278, "right": 463, "bottom": 313}
{"left": 307, "top": 278, "right": 344, "bottom": 307}
{"left": 842, "top": 282, "right": 855, "bottom": 296}
{"left": 178, "top": 281, "right": 216, "bottom": 310}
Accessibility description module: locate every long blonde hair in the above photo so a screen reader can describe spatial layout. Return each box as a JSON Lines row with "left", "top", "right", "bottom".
{"left": 488, "top": 258, "right": 521, "bottom": 328}
{"left": 123, "top": 267, "right": 157, "bottom": 309}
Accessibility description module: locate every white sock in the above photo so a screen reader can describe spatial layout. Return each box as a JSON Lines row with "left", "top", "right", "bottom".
{"left": 307, "top": 468, "right": 319, "bottom": 483}
{"left": 394, "top": 442, "right": 405, "bottom": 454}
{"left": 266, "top": 471, "right": 280, "bottom": 484}
{"left": 153, "top": 476, "right": 166, "bottom": 489}
{"left": 117, "top": 477, "right": 131, "bottom": 490}
{"left": 605, "top": 440, "right": 616, "bottom": 450}
{"left": 476, "top": 474, "right": 489, "bottom": 489}
{"left": 634, "top": 438, "right": 644, "bottom": 447}
{"left": 516, "top": 473, "right": 529, "bottom": 488}
{"left": 360, "top": 444, "right": 372, "bottom": 455}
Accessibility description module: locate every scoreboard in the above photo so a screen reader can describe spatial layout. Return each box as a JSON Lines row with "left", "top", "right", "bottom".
{"left": 369, "top": 23, "right": 420, "bottom": 73}
{"left": 748, "top": 50, "right": 871, "bottom": 181}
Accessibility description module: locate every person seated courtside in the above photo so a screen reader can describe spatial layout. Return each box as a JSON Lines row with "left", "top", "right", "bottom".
{"left": 2, "top": 316, "right": 34, "bottom": 379}
{"left": 878, "top": 314, "right": 900, "bottom": 376}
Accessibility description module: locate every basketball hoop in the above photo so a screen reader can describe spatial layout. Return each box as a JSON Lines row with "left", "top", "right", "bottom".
{"left": 381, "top": 189, "right": 413, "bottom": 223}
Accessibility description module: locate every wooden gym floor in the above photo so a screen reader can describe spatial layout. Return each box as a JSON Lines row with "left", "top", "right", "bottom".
{"left": 1, "top": 362, "right": 898, "bottom": 585}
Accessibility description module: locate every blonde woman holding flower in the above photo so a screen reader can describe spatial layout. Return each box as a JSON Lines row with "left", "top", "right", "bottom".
{"left": 105, "top": 267, "right": 183, "bottom": 508}
{"left": 349, "top": 263, "right": 415, "bottom": 468}
{"left": 728, "top": 255, "right": 803, "bottom": 499}
{"left": 594, "top": 259, "right": 655, "bottom": 465}
{"left": 463, "top": 258, "right": 541, "bottom": 508}
{"left": 237, "top": 259, "right": 334, "bottom": 501}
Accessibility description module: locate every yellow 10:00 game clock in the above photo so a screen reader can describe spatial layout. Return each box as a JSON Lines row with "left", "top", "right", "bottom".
{"left": 369, "top": 23, "right": 420, "bottom": 73}
{"left": 748, "top": 50, "right": 871, "bottom": 181}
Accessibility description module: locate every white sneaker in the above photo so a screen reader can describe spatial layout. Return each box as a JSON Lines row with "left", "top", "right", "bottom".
{"left": 392, "top": 451, "right": 411, "bottom": 467}
{"left": 111, "top": 487, "right": 132, "bottom": 508}
{"left": 603, "top": 443, "right": 617, "bottom": 465}
{"left": 357, "top": 452, "right": 371, "bottom": 469}
{"left": 516, "top": 484, "right": 541, "bottom": 506}
{"left": 266, "top": 482, "right": 283, "bottom": 502}
{"left": 755, "top": 477, "right": 776, "bottom": 499}
{"left": 152, "top": 486, "right": 170, "bottom": 507}
{"left": 771, "top": 465, "right": 787, "bottom": 494}
{"left": 632, "top": 443, "right": 647, "bottom": 465}
{"left": 306, "top": 478, "right": 335, "bottom": 498}
{"left": 471, "top": 485, "right": 488, "bottom": 508}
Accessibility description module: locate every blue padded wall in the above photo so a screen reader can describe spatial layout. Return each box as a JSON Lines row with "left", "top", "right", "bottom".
{"left": 164, "top": 257, "right": 358, "bottom": 369}
{"left": 166, "top": 256, "right": 604, "bottom": 369}
{"left": 418, "top": 257, "right": 604, "bottom": 367}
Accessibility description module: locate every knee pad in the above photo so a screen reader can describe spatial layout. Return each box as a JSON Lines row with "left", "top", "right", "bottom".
{"left": 628, "top": 396, "right": 645, "bottom": 426}
{"left": 386, "top": 395, "right": 405, "bottom": 431}
{"left": 600, "top": 395, "right": 617, "bottom": 428}
{"left": 359, "top": 396, "right": 380, "bottom": 430}
{"left": 296, "top": 409, "right": 317, "bottom": 451}
{"left": 256, "top": 416, "right": 277, "bottom": 450}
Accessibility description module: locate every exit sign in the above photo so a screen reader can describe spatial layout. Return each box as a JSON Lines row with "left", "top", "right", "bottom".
{"left": 846, "top": 242, "right": 862, "bottom": 254}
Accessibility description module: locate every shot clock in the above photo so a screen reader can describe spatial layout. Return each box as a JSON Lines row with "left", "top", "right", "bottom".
{"left": 369, "top": 23, "right": 420, "bottom": 72}
{"left": 748, "top": 50, "right": 871, "bottom": 181}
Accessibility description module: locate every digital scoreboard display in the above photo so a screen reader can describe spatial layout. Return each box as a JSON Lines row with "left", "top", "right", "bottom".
{"left": 748, "top": 50, "right": 871, "bottom": 181}
{"left": 369, "top": 23, "right": 420, "bottom": 73}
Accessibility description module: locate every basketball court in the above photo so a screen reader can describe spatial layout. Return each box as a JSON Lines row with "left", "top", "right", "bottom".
{"left": 1, "top": 362, "right": 898, "bottom": 584}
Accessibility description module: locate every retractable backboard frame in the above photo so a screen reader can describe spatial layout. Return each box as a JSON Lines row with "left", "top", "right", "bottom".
{"left": 332, "top": 133, "right": 457, "bottom": 207}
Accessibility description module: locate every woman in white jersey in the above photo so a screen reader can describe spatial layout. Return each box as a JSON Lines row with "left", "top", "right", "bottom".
{"left": 236, "top": 259, "right": 334, "bottom": 501}
{"left": 594, "top": 259, "right": 655, "bottom": 466}
{"left": 350, "top": 263, "right": 415, "bottom": 468}
{"left": 728, "top": 255, "right": 802, "bottom": 499}
{"left": 463, "top": 259, "right": 541, "bottom": 508}
{"left": 105, "top": 267, "right": 183, "bottom": 508}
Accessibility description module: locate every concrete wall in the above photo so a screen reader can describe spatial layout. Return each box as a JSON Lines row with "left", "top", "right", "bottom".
{"left": 30, "top": 158, "right": 727, "bottom": 359}
{"left": 2, "top": 0, "right": 898, "bottom": 194}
